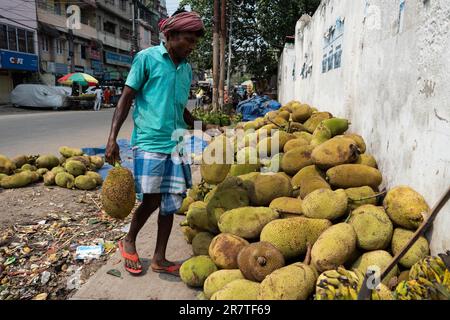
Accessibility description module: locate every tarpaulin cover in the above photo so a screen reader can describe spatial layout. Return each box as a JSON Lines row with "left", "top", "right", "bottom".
{"left": 10, "top": 84, "right": 71, "bottom": 109}
{"left": 236, "top": 95, "right": 282, "bottom": 121}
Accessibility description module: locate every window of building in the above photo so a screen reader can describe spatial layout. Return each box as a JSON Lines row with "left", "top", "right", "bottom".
{"left": 327, "top": 49, "right": 333, "bottom": 71}
{"left": 55, "top": 39, "right": 64, "bottom": 55}
{"left": 26, "top": 31, "right": 35, "bottom": 54}
{"left": 322, "top": 54, "right": 327, "bottom": 73}
{"left": 8, "top": 26, "right": 17, "bottom": 51}
{"left": 334, "top": 45, "right": 342, "bottom": 69}
{"left": 104, "top": 21, "right": 116, "bottom": 35}
{"left": 54, "top": 0, "right": 62, "bottom": 15}
{"left": 17, "top": 29, "right": 27, "bottom": 53}
{"left": 120, "top": 26, "right": 130, "bottom": 40}
{"left": 81, "top": 45, "right": 87, "bottom": 60}
{"left": 0, "top": 24, "right": 7, "bottom": 50}
{"left": 120, "top": 0, "right": 127, "bottom": 11}
{"left": 97, "top": 15, "right": 102, "bottom": 31}
{"left": 105, "top": 0, "right": 115, "bottom": 6}
{"left": 41, "top": 36, "right": 49, "bottom": 52}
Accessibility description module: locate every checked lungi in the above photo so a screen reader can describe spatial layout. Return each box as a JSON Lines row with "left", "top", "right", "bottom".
{"left": 133, "top": 148, "right": 193, "bottom": 215}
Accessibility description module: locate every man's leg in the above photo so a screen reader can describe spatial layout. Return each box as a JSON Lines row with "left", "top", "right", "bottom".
{"left": 122, "top": 193, "right": 161, "bottom": 271}
{"left": 151, "top": 212, "right": 176, "bottom": 270}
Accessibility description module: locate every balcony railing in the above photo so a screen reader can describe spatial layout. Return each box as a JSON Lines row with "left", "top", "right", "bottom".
{"left": 98, "top": 31, "right": 131, "bottom": 52}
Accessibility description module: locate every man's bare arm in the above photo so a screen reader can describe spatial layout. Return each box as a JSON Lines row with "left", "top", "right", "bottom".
{"left": 105, "top": 86, "right": 136, "bottom": 165}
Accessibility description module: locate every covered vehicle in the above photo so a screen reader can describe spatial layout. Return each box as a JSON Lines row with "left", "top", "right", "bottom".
{"left": 10, "top": 84, "right": 71, "bottom": 109}
{"left": 236, "top": 95, "right": 282, "bottom": 121}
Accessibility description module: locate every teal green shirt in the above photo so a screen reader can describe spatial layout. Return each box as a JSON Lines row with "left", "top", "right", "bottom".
{"left": 125, "top": 43, "right": 192, "bottom": 154}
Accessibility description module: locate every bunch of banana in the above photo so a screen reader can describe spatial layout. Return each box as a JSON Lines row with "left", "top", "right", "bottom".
{"left": 394, "top": 280, "right": 431, "bottom": 300}
{"left": 408, "top": 256, "right": 450, "bottom": 300}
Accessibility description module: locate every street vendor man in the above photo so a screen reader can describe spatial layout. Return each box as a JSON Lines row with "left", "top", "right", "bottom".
{"left": 105, "top": 11, "right": 217, "bottom": 276}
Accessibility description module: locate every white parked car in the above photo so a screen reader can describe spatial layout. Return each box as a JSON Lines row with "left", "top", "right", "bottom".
{"left": 10, "top": 84, "right": 71, "bottom": 109}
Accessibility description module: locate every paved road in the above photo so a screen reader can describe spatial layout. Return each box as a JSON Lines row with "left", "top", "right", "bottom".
{"left": 0, "top": 100, "right": 196, "bottom": 158}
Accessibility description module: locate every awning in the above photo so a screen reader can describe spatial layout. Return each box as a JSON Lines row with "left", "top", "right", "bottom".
{"left": 38, "top": 22, "right": 60, "bottom": 38}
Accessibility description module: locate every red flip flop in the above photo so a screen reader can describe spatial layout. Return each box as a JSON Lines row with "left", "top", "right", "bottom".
{"left": 118, "top": 240, "right": 143, "bottom": 275}
{"left": 151, "top": 264, "right": 181, "bottom": 277}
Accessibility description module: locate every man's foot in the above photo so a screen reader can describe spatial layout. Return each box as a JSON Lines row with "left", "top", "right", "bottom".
{"left": 151, "top": 259, "right": 181, "bottom": 277}
{"left": 118, "top": 239, "right": 142, "bottom": 275}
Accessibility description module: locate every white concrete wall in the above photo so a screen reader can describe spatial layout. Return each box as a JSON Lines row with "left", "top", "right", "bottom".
{"left": 277, "top": 43, "right": 296, "bottom": 105}
{"left": 280, "top": 0, "right": 450, "bottom": 255}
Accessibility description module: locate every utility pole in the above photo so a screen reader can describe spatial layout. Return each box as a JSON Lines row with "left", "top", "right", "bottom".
{"left": 219, "top": 0, "right": 226, "bottom": 110}
{"left": 68, "top": 29, "right": 75, "bottom": 73}
{"left": 226, "top": 3, "right": 233, "bottom": 94}
{"left": 131, "top": 0, "right": 138, "bottom": 57}
{"left": 212, "top": 0, "right": 220, "bottom": 112}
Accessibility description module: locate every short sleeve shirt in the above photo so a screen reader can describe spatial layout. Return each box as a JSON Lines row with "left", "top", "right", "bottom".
{"left": 125, "top": 43, "right": 192, "bottom": 154}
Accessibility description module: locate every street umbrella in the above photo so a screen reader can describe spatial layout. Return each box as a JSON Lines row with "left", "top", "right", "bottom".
{"left": 57, "top": 73, "right": 99, "bottom": 86}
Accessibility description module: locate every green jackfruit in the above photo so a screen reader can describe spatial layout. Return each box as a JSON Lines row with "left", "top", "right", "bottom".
{"left": 304, "top": 112, "right": 333, "bottom": 133}
{"left": 36, "top": 168, "right": 49, "bottom": 178}
{"left": 74, "top": 175, "right": 97, "bottom": 190}
{"left": 321, "top": 118, "right": 349, "bottom": 136}
{"left": 245, "top": 173, "right": 293, "bottom": 206}
{"left": 311, "top": 137, "right": 359, "bottom": 169}
{"left": 391, "top": 228, "right": 429, "bottom": 268}
{"left": 236, "top": 146, "right": 259, "bottom": 165}
{"left": 67, "top": 156, "right": 91, "bottom": 168}
{"left": 291, "top": 104, "right": 313, "bottom": 123}
{"left": 288, "top": 122, "right": 308, "bottom": 133}
{"left": 293, "top": 131, "right": 313, "bottom": 142}
{"left": 21, "top": 164, "right": 36, "bottom": 171}
{"left": 218, "top": 207, "right": 279, "bottom": 239}
{"left": 180, "top": 255, "right": 218, "bottom": 287}
{"left": 51, "top": 166, "right": 66, "bottom": 175}
{"left": 43, "top": 171, "right": 56, "bottom": 186}
{"left": 192, "top": 232, "right": 215, "bottom": 256}
{"left": 0, "top": 173, "right": 7, "bottom": 182}
{"left": 11, "top": 155, "right": 28, "bottom": 168}
{"left": 326, "top": 164, "right": 383, "bottom": 189}
{"left": 187, "top": 201, "right": 218, "bottom": 233}
{"left": 36, "top": 155, "right": 60, "bottom": 169}
{"left": 204, "top": 270, "right": 245, "bottom": 299}
{"left": 55, "top": 172, "right": 75, "bottom": 189}
{"left": 211, "top": 279, "right": 260, "bottom": 300}
{"left": 345, "top": 186, "right": 377, "bottom": 211}
{"left": 269, "top": 197, "right": 303, "bottom": 215}
{"left": 311, "top": 223, "right": 356, "bottom": 272}
{"left": 260, "top": 217, "right": 332, "bottom": 259}
{"left": 229, "top": 164, "right": 260, "bottom": 176}
{"left": 352, "top": 250, "right": 398, "bottom": 285}
{"left": 261, "top": 153, "right": 283, "bottom": 173}
{"left": 348, "top": 205, "right": 393, "bottom": 250}
{"left": 383, "top": 186, "right": 430, "bottom": 230}
{"left": 344, "top": 133, "right": 366, "bottom": 153}
{"left": 258, "top": 262, "right": 318, "bottom": 300}
{"left": 0, "top": 171, "right": 33, "bottom": 188}
{"left": 25, "top": 170, "right": 40, "bottom": 183}
{"left": 89, "top": 156, "right": 104, "bottom": 170}
{"left": 355, "top": 154, "right": 378, "bottom": 168}
{"left": 209, "top": 233, "right": 249, "bottom": 269}
{"left": 201, "top": 136, "right": 233, "bottom": 185}
{"left": 302, "top": 189, "right": 348, "bottom": 220}
{"left": 101, "top": 167, "right": 136, "bottom": 219}
{"left": 180, "top": 226, "right": 200, "bottom": 244}
{"left": 59, "top": 146, "right": 84, "bottom": 158}
{"left": 243, "top": 121, "right": 257, "bottom": 131}
{"left": 86, "top": 171, "right": 103, "bottom": 185}
{"left": 177, "top": 196, "right": 195, "bottom": 215}
{"left": 278, "top": 111, "right": 291, "bottom": 121}
{"left": 280, "top": 145, "right": 315, "bottom": 176}
{"left": 64, "top": 160, "right": 86, "bottom": 177}
{"left": 0, "top": 155, "right": 16, "bottom": 175}
{"left": 237, "top": 241, "right": 285, "bottom": 282}
{"left": 291, "top": 165, "right": 323, "bottom": 188}
{"left": 283, "top": 138, "right": 309, "bottom": 153}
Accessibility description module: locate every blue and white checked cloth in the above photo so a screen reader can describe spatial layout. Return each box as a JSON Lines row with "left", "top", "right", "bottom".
{"left": 133, "top": 148, "right": 193, "bottom": 215}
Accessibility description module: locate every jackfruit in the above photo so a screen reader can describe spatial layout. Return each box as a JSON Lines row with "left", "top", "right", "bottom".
{"left": 0, "top": 173, "right": 7, "bottom": 182}
{"left": 271, "top": 116, "right": 289, "bottom": 128}
{"left": 74, "top": 175, "right": 97, "bottom": 190}
{"left": 299, "top": 176, "right": 331, "bottom": 199}
{"left": 180, "top": 226, "right": 200, "bottom": 244}
{"left": 260, "top": 217, "right": 332, "bottom": 259}
{"left": 245, "top": 173, "right": 293, "bottom": 206}
{"left": 272, "top": 131, "right": 296, "bottom": 153}
{"left": 310, "top": 123, "right": 332, "bottom": 147}
{"left": 0, "top": 155, "right": 16, "bottom": 175}
{"left": 326, "top": 164, "right": 383, "bottom": 189}
{"left": 256, "top": 124, "right": 278, "bottom": 139}
{"left": 21, "top": 164, "right": 36, "bottom": 171}
{"left": 211, "top": 279, "right": 260, "bottom": 300}
{"left": 43, "top": 171, "right": 56, "bottom": 186}
{"left": 391, "top": 228, "right": 429, "bottom": 268}
{"left": 288, "top": 122, "right": 308, "bottom": 133}
{"left": 203, "top": 270, "right": 245, "bottom": 299}
{"left": 11, "top": 155, "right": 28, "bottom": 168}
{"left": 244, "top": 121, "right": 257, "bottom": 132}
{"left": 201, "top": 136, "right": 233, "bottom": 185}
{"left": 311, "top": 137, "right": 359, "bottom": 169}
{"left": 67, "top": 156, "right": 91, "bottom": 168}
{"left": 59, "top": 146, "right": 84, "bottom": 158}
{"left": 352, "top": 250, "right": 399, "bottom": 285}
{"left": 291, "top": 104, "right": 313, "bottom": 123}
{"left": 304, "top": 112, "right": 333, "bottom": 133}
{"left": 344, "top": 133, "right": 366, "bottom": 153}
{"left": 89, "top": 156, "right": 104, "bottom": 170}
{"left": 237, "top": 241, "right": 285, "bottom": 282}
{"left": 36, "top": 155, "right": 60, "bottom": 169}
{"left": 264, "top": 111, "right": 280, "bottom": 121}
{"left": 218, "top": 207, "right": 279, "bottom": 239}
{"left": 293, "top": 131, "right": 313, "bottom": 143}
{"left": 311, "top": 223, "right": 356, "bottom": 272}
{"left": 36, "top": 168, "right": 49, "bottom": 178}
{"left": 187, "top": 201, "right": 218, "bottom": 233}
{"left": 347, "top": 205, "right": 393, "bottom": 250}
{"left": 25, "top": 170, "right": 40, "bottom": 183}
{"left": 180, "top": 255, "right": 218, "bottom": 287}
{"left": 229, "top": 164, "right": 260, "bottom": 176}
{"left": 209, "top": 233, "right": 249, "bottom": 269}
{"left": 236, "top": 146, "right": 259, "bottom": 165}
{"left": 258, "top": 262, "right": 318, "bottom": 300}
{"left": 51, "top": 166, "right": 66, "bottom": 175}
{"left": 192, "top": 232, "right": 215, "bottom": 256}
{"left": 261, "top": 153, "right": 283, "bottom": 173}
{"left": 345, "top": 186, "right": 377, "bottom": 211}
{"left": 321, "top": 118, "right": 349, "bottom": 136}
{"left": 177, "top": 196, "right": 195, "bottom": 215}
{"left": 55, "top": 172, "right": 75, "bottom": 189}
{"left": 64, "top": 160, "right": 86, "bottom": 177}
{"left": 383, "top": 186, "right": 430, "bottom": 230}
{"left": 280, "top": 145, "right": 315, "bottom": 176}
{"left": 59, "top": 156, "right": 67, "bottom": 166}
{"left": 291, "top": 165, "right": 324, "bottom": 188}
{"left": 302, "top": 189, "right": 348, "bottom": 220}
{"left": 101, "top": 166, "right": 136, "bottom": 220}
{"left": 0, "top": 171, "right": 33, "bottom": 188}
{"left": 283, "top": 138, "right": 310, "bottom": 153}
{"left": 278, "top": 111, "right": 291, "bottom": 121}
{"left": 269, "top": 197, "right": 303, "bottom": 215}
{"left": 86, "top": 171, "right": 103, "bottom": 185}
{"left": 355, "top": 154, "right": 378, "bottom": 168}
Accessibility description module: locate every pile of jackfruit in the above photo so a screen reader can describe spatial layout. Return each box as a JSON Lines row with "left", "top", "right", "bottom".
{"left": 177, "top": 101, "right": 449, "bottom": 300}
{"left": 0, "top": 146, "right": 104, "bottom": 191}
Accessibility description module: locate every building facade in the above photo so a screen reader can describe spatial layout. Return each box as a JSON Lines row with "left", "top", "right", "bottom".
{"left": 0, "top": 0, "right": 39, "bottom": 104}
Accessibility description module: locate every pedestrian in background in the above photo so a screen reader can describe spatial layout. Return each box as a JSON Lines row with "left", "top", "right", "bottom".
{"left": 93, "top": 84, "right": 102, "bottom": 111}
{"left": 104, "top": 87, "right": 111, "bottom": 106}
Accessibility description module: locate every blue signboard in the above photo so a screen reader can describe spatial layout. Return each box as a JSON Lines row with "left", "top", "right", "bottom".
{"left": 105, "top": 51, "right": 132, "bottom": 67}
{"left": 0, "top": 50, "right": 38, "bottom": 71}
{"left": 91, "top": 59, "right": 103, "bottom": 70}
{"left": 55, "top": 63, "right": 69, "bottom": 75}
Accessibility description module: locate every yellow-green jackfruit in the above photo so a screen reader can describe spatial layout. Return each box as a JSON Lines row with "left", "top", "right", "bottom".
{"left": 280, "top": 145, "right": 315, "bottom": 176}
{"left": 204, "top": 270, "right": 245, "bottom": 299}
{"left": 36, "top": 155, "right": 60, "bottom": 169}
{"left": 326, "top": 164, "right": 382, "bottom": 189}
{"left": 180, "top": 255, "right": 218, "bottom": 287}
{"left": 209, "top": 233, "right": 249, "bottom": 269}
{"left": 101, "top": 167, "right": 136, "bottom": 219}
{"left": 311, "top": 137, "right": 359, "bottom": 169}
{"left": 391, "top": 228, "right": 429, "bottom": 268}
{"left": 302, "top": 189, "right": 348, "bottom": 220}
{"left": 211, "top": 279, "right": 260, "bottom": 300}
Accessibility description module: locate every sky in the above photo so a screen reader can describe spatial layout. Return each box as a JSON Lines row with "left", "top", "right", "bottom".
{"left": 165, "top": 0, "right": 181, "bottom": 16}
